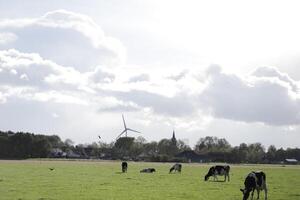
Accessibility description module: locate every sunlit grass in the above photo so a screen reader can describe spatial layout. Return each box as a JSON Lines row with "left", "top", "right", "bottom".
{"left": 0, "top": 160, "right": 299, "bottom": 200}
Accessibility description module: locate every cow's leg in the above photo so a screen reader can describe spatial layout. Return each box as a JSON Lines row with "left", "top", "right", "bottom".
{"left": 264, "top": 186, "right": 268, "bottom": 200}
{"left": 228, "top": 173, "right": 230, "bottom": 182}
{"left": 257, "top": 189, "right": 260, "bottom": 199}
{"left": 251, "top": 189, "right": 255, "bottom": 200}
{"left": 214, "top": 174, "right": 218, "bottom": 181}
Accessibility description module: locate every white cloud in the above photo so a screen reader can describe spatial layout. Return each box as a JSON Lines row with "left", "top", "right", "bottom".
{"left": 166, "top": 70, "right": 189, "bottom": 81}
{"left": 0, "top": 91, "right": 6, "bottom": 103}
{"left": 0, "top": 49, "right": 114, "bottom": 106}
{"left": 0, "top": 10, "right": 126, "bottom": 71}
{"left": 86, "top": 66, "right": 115, "bottom": 84}
{"left": 19, "top": 73, "right": 29, "bottom": 81}
{"left": 0, "top": 32, "right": 17, "bottom": 44}
{"left": 1, "top": 47, "right": 299, "bottom": 129}
{"left": 0, "top": 49, "right": 83, "bottom": 89}
{"left": 108, "top": 89, "right": 196, "bottom": 117}
{"left": 52, "top": 113, "right": 59, "bottom": 118}
{"left": 31, "top": 90, "right": 88, "bottom": 105}
{"left": 251, "top": 66, "right": 299, "bottom": 92}
{"left": 128, "top": 73, "right": 150, "bottom": 83}
{"left": 199, "top": 65, "right": 300, "bottom": 126}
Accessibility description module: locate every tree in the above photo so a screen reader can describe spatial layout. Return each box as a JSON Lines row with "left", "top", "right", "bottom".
{"left": 114, "top": 137, "right": 135, "bottom": 158}
{"left": 48, "top": 135, "right": 64, "bottom": 148}
{"left": 246, "top": 143, "right": 265, "bottom": 163}
{"left": 177, "top": 140, "right": 191, "bottom": 152}
{"left": 135, "top": 136, "right": 147, "bottom": 144}
{"left": 285, "top": 148, "right": 300, "bottom": 161}
{"left": 64, "top": 138, "right": 74, "bottom": 147}
{"left": 237, "top": 143, "right": 248, "bottom": 163}
{"left": 143, "top": 141, "right": 158, "bottom": 157}
{"left": 266, "top": 145, "right": 277, "bottom": 163}
{"left": 275, "top": 148, "right": 286, "bottom": 161}
{"left": 195, "top": 136, "right": 231, "bottom": 153}
{"left": 158, "top": 139, "right": 178, "bottom": 156}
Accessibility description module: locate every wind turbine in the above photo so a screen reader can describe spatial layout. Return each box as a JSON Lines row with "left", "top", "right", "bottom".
{"left": 116, "top": 114, "right": 141, "bottom": 140}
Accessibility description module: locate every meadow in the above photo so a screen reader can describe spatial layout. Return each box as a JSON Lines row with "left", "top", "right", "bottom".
{"left": 0, "top": 160, "right": 299, "bottom": 200}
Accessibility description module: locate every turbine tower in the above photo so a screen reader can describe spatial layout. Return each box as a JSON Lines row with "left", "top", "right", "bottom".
{"left": 116, "top": 114, "right": 141, "bottom": 140}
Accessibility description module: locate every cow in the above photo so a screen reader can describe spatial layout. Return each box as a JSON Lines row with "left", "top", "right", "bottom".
{"left": 240, "top": 171, "right": 267, "bottom": 200}
{"left": 121, "top": 161, "right": 128, "bottom": 173}
{"left": 140, "top": 168, "right": 156, "bottom": 173}
{"left": 169, "top": 163, "right": 182, "bottom": 173}
{"left": 204, "top": 165, "right": 230, "bottom": 182}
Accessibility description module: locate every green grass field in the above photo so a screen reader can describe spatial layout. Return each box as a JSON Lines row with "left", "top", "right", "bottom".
{"left": 0, "top": 160, "right": 299, "bottom": 200}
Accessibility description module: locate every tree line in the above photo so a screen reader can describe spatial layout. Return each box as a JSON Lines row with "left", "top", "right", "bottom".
{"left": 0, "top": 131, "right": 299, "bottom": 164}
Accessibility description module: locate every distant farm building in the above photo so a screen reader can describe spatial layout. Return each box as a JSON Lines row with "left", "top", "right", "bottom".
{"left": 175, "top": 150, "right": 208, "bottom": 163}
{"left": 50, "top": 148, "right": 66, "bottom": 158}
{"left": 284, "top": 158, "right": 298, "bottom": 165}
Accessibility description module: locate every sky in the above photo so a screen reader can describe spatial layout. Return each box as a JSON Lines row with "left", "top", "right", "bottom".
{"left": 0, "top": 0, "right": 299, "bottom": 148}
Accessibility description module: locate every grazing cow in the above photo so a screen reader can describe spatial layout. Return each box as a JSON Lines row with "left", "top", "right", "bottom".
{"left": 204, "top": 165, "right": 230, "bottom": 182}
{"left": 169, "top": 163, "right": 182, "bottom": 173}
{"left": 140, "top": 168, "right": 156, "bottom": 173}
{"left": 121, "top": 162, "right": 128, "bottom": 173}
{"left": 240, "top": 171, "right": 267, "bottom": 200}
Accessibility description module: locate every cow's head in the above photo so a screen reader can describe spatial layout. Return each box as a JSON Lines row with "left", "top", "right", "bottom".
{"left": 204, "top": 174, "right": 210, "bottom": 181}
{"left": 240, "top": 188, "right": 250, "bottom": 200}
{"left": 204, "top": 167, "right": 215, "bottom": 181}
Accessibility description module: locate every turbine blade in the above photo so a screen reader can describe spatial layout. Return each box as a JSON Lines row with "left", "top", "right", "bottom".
{"left": 127, "top": 128, "right": 141, "bottom": 133}
{"left": 122, "top": 114, "right": 127, "bottom": 129}
{"left": 116, "top": 129, "right": 127, "bottom": 139}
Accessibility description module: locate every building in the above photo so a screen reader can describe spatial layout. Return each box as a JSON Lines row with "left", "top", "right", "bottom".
{"left": 284, "top": 158, "right": 298, "bottom": 165}
{"left": 171, "top": 130, "right": 177, "bottom": 146}
{"left": 175, "top": 150, "right": 208, "bottom": 163}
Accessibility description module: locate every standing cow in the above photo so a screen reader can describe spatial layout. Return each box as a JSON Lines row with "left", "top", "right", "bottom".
{"left": 240, "top": 171, "right": 267, "bottom": 200}
{"left": 169, "top": 163, "right": 182, "bottom": 173}
{"left": 204, "top": 165, "right": 230, "bottom": 182}
{"left": 121, "top": 161, "right": 128, "bottom": 173}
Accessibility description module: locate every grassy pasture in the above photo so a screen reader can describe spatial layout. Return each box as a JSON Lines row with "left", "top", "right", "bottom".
{"left": 0, "top": 160, "right": 299, "bottom": 200}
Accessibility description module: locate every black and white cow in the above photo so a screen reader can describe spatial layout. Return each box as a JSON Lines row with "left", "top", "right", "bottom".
{"left": 169, "top": 163, "right": 182, "bottom": 173}
{"left": 121, "top": 161, "right": 128, "bottom": 173}
{"left": 204, "top": 165, "right": 230, "bottom": 182}
{"left": 240, "top": 171, "right": 267, "bottom": 200}
{"left": 140, "top": 168, "right": 156, "bottom": 173}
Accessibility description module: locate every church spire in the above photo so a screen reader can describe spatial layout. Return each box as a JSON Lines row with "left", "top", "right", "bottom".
{"left": 171, "top": 130, "right": 177, "bottom": 145}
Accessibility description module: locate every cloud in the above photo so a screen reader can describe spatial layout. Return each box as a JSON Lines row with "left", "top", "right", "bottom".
{"left": 199, "top": 66, "right": 300, "bottom": 126}
{"left": 166, "top": 69, "right": 189, "bottom": 81}
{"left": 1, "top": 47, "right": 299, "bottom": 127}
{"left": 86, "top": 67, "right": 115, "bottom": 84}
{"left": 251, "top": 66, "right": 299, "bottom": 92}
{"left": 128, "top": 73, "right": 150, "bottom": 83}
{"left": 0, "top": 49, "right": 118, "bottom": 106}
{"left": 0, "top": 32, "right": 17, "bottom": 44}
{"left": 0, "top": 10, "right": 126, "bottom": 71}
{"left": 0, "top": 49, "right": 82, "bottom": 89}
{"left": 110, "top": 89, "right": 196, "bottom": 117}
